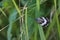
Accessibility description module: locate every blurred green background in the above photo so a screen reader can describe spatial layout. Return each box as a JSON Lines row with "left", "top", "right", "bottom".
{"left": 0, "top": 0, "right": 60, "bottom": 40}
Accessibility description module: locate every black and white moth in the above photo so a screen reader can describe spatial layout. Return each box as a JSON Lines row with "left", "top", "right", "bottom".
{"left": 36, "top": 17, "right": 49, "bottom": 27}
{"left": 35, "top": 6, "right": 56, "bottom": 27}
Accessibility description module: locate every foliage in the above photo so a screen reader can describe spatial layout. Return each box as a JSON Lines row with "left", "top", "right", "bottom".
{"left": 0, "top": 0, "right": 60, "bottom": 40}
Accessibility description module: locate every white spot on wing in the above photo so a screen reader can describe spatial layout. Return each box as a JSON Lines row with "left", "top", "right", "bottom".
{"left": 41, "top": 17, "right": 47, "bottom": 26}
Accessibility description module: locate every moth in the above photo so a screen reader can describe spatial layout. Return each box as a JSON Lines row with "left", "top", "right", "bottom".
{"left": 36, "top": 17, "right": 49, "bottom": 27}
{"left": 35, "top": 6, "right": 55, "bottom": 27}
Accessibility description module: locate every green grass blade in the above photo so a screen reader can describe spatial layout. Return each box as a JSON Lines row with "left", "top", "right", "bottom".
{"left": 36, "top": 0, "right": 40, "bottom": 11}
{"left": 58, "top": 0, "right": 60, "bottom": 12}
{"left": 54, "top": 0, "right": 56, "bottom": 8}
{"left": 56, "top": 11, "right": 60, "bottom": 39}
{"left": 36, "top": 0, "right": 40, "bottom": 17}
{"left": 58, "top": 0, "right": 60, "bottom": 38}
{"left": 7, "top": 9, "right": 17, "bottom": 40}
{"left": 0, "top": 8, "right": 7, "bottom": 17}
{"left": 12, "top": 0, "right": 21, "bottom": 16}
{"left": 54, "top": 0, "right": 60, "bottom": 39}
{"left": 34, "top": 23, "right": 38, "bottom": 40}
{"left": 38, "top": 24, "right": 46, "bottom": 40}
{"left": 35, "top": 0, "right": 46, "bottom": 40}
{"left": 45, "top": 15, "right": 56, "bottom": 39}
{"left": 25, "top": 8, "right": 29, "bottom": 40}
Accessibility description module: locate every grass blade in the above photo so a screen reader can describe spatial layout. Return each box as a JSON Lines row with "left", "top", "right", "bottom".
{"left": 7, "top": 9, "right": 17, "bottom": 40}
{"left": 25, "top": 8, "right": 29, "bottom": 40}
{"left": 0, "top": 8, "right": 7, "bottom": 17}
{"left": 35, "top": 0, "right": 46, "bottom": 40}
{"left": 12, "top": 0, "right": 21, "bottom": 16}
{"left": 38, "top": 24, "right": 46, "bottom": 40}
